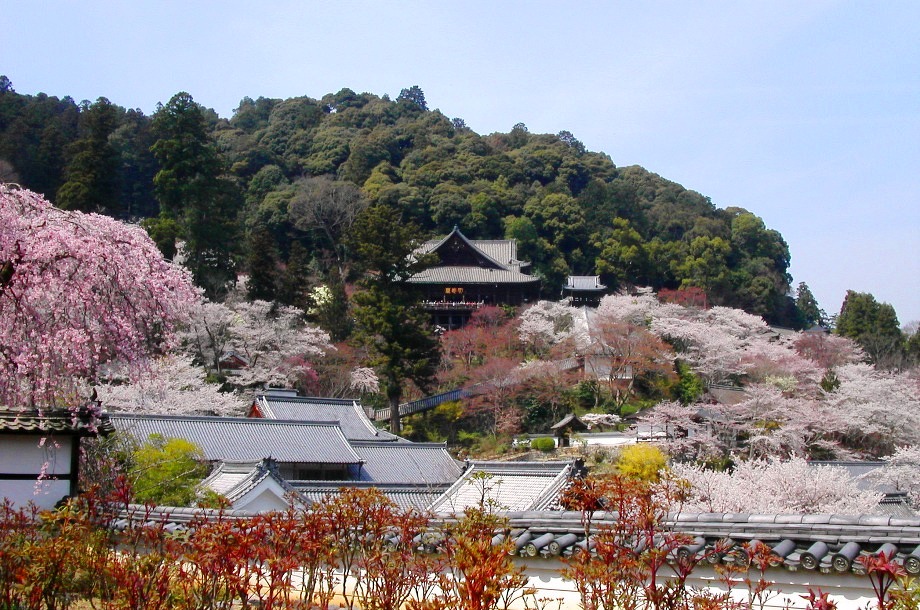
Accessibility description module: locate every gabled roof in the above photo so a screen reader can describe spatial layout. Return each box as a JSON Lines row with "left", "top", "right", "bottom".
{"left": 564, "top": 276, "right": 607, "bottom": 292}
{"left": 418, "top": 227, "right": 515, "bottom": 271}
{"left": 109, "top": 413, "right": 362, "bottom": 465}
{"left": 295, "top": 482, "right": 448, "bottom": 512}
{"left": 348, "top": 441, "right": 464, "bottom": 485}
{"left": 251, "top": 394, "right": 397, "bottom": 442}
{"left": 409, "top": 227, "right": 539, "bottom": 286}
{"left": 428, "top": 461, "right": 574, "bottom": 515}
{"left": 0, "top": 405, "right": 112, "bottom": 436}
{"left": 408, "top": 266, "right": 541, "bottom": 285}
{"left": 199, "top": 459, "right": 303, "bottom": 510}
{"left": 550, "top": 413, "right": 589, "bottom": 432}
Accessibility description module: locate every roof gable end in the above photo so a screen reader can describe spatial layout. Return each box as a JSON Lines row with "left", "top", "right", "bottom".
{"left": 425, "top": 227, "right": 511, "bottom": 271}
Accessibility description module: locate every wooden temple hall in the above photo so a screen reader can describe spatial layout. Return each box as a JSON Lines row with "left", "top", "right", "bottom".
{"left": 408, "top": 227, "right": 541, "bottom": 329}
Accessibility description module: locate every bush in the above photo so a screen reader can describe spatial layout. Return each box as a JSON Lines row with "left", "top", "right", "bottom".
{"left": 616, "top": 444, "right": 668, "bottom": 482}
{"left": 531, "top": 437, "right": 556, "bottom": 452}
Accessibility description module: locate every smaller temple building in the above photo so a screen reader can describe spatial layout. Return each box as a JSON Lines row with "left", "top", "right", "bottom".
{"left": 408, "top": 227, "right": 541, "bottom": 329}
{"left": 562, "top": 275, "right": 606, "bottom": 307}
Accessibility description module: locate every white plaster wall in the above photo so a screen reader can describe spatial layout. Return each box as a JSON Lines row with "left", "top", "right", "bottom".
{"left": 0, "top": 436, "right": 73, "bottom": 474}
{"left": 519, "top": 557, "right": 878, "bottom": 610}
{"left": 299, "top": 558, "right": 878, "bottom": 610}
{"left": 234, "top": 481, "right": 294, "bottom": 513}
{"left": 1, "top": 479, "right": 72, "bottom": 510}
{"left": 0, "top": 435, "right": 74, "bottom": 510}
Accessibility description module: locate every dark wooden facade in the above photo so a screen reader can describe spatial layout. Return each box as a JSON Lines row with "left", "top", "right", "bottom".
{"left": 408, "top": 227, "right": 541, "bottom": 329}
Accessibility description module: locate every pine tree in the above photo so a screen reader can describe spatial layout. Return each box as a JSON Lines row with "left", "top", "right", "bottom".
{"left": 348, "top": 205, "right": 440, "bottom": 433}
{"left": 246, "top": 225, "right": 280, "bottom": 302}
{"left": 151, "top": 92, "right": 241, "bottom": 298}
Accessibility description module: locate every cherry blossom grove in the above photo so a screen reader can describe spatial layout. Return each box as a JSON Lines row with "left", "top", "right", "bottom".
{"left": 182, "top": 298, "right": 334, "bottom": 389}
{"left": 671, "top": 458, "right": 883, "bottom": 514}
{"left": 97, "top": 355, "right": 249, "bottom": 416}
{"left": 0, "top": 185, "right": 199, "bottom": 409}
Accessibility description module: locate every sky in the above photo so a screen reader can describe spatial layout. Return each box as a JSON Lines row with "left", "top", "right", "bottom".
{"left": 4, "top": 0, "right": 918, "bottom": 323}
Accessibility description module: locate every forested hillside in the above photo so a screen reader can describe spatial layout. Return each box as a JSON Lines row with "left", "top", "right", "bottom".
{"left": 0, "top": 78, "right": 802, "bottom": 324}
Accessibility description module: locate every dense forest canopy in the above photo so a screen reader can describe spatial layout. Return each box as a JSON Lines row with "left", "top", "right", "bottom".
{"left": 0, "top": 77, "right": 818, "bottom": 325}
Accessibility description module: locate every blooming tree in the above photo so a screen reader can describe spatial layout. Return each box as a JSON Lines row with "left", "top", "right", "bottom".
{"left": 0, "top": 185, "right": 198, "bottom": 409}
{"left": 867, "top": 445, "right": 920, "bottom": 507}
{"left": 225, "top": 300, "right": 331, "bottom": 387}
{"left": 517, "top": 300, "right": 585, "bottom": 355}
{"left": 639, "top": 400, "right": 724, "bottom": 463}
{"left": 578, "top": 312, "right": 675, "bottom": 413}
{"left": 96, "top": 355, "right": 248, "bottom": 416}
{"left": 822, "top": 363, "right": 920, "bottom": 456}
{"left": 597, "top": 289, "right": 674, "bottom": 326}
{"left": 793, "top": 331, "right": 864, "bottom": 371}
{"left": 671, "top": 457, "right": 882, "bottom": 514}
{"left": 182, "top": 298, "right": 333, "bottom": 389}
{"left": 349, "top": 367, "right": 380, "bottom": 394}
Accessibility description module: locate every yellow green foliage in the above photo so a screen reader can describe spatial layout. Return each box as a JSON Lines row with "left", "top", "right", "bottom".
{"left": 130, "top": 434, "right": 209, "bottom": 506}
{"left": 616, "top": 444, "right": 668, "bottom": 482}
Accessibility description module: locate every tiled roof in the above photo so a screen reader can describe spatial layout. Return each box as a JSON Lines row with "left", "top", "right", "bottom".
{"left": 0, "top": 405, "right": 112, "bottom": 436}
{"left": 407, "top": 266, "right": 540, "bottom": 285}
{"left": 429, "top": 461, "right": 573, "bottom": 514}
{"left": 252, "top": 394, "right": 397, "bottom": 442}
{"left": 417, "top": 228, "right": 526, "bottom": 271}
{"left": 111, "top": 504, "right": 920, "bottom": 576}
{"left": 294, "top": 482, "right": 448, "bottom": 512}
{"left": 349, "top": 441, "right": 464, "bottom": 485}
{"left": 564, "top": 276, "right": 606, "bottom": 291}
{"left": 110, "top": 413, "right": 362, "bottom": 465}
{"left": 473, "top": 241, "right": 522, "bottom": 267}
{"left": 499, "top": 511, "right": 920, "bottom": 574}
{"left": 199, "top": 459, "right": 301, "bottom": 503}
{"left": 551, "top": 413, "right": 589, "bottom": 431}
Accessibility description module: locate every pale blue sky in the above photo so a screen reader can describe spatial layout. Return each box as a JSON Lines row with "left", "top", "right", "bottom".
{"left": 4, "top": 0, "right": 918, "bottom": 323}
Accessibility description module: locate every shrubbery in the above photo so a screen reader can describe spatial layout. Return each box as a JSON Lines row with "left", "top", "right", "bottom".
{"left": 530, "top": 437, "right": 556, "bottom": 452}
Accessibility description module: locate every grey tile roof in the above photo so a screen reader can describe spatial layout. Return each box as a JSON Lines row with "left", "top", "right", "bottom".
{"left": 809, "top": 461, "right": 891, "bottom": 492}
{"left": 497, "top": 511, "right": 920, "bottom": 573}
{"left": 417, "top": 229, "right": 527, "bottom": 271}
{"left": 429, "top": 461, "right": 574, "bottom": 515}
{"left": 199, "top": 459, "right": 300, "bottom": 503}
{"left": 349, "top": 441, "right": 464, "bottom": 485}
{"left": 0, "top": 405, "right": 112, "bottom": 436}
{"left": 407, "top": 266, "right": 540, "bottom": 285}
{"left": 252, "top": 395, "right": 397, "bottom": 442}
{"left": 564, "top": 276, "right": 606, "bottom": 291}
{"left": 110, "top": 413, "right": 362, "bottom": 465}
{"left": 112, "top": 503, "right": 920, "bottom": 576}
{"left": 294, "top": 482, "right": 448, "bottom": 512}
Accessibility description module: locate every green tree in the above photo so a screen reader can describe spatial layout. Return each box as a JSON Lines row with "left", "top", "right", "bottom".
{"left": 245, "top": 225, "right": 281, "bottom": 302}
{"left": 673, "top": 236, "right": 731, "bottom": 297}
{"left": 278, "top": 240, "right": 313, "bottom": 310}
{"left": 795, "top": 281, "right": 825, "bottom": 328}
{"left": 56, "top": 97, "right": 121, "bottom": 214}
{"left": 836, "top": 290, "right": 904, "bottom": 368}
{"left": 129, "top": 433, "right": 209, "bottom": 506}
{"left": 151, "top": 92, "right": 241, "bottom": 297}
{"left": 348, "top": 204, "right": 440, "bottom": 433}
{"left": 593, "top": 218, "right": 649, "bottom": 288}
{"left": 396, "top": 85, "right": 428, "bottom": 112}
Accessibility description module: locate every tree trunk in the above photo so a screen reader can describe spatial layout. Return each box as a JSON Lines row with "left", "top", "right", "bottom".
{"left": 389, "top": 393, "right": 401, "bottom": 435}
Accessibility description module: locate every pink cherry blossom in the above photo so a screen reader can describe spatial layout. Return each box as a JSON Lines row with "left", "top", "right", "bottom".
{"left": 671, "top": 457, "right": 882, "bottom": 514}
{"left": 0, "top": 185, "right": 198, "bottom": 409}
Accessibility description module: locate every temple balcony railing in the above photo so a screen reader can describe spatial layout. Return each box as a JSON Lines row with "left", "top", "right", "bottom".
{"left": 421, "top": 300, "right": 485, "bottom": 311}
